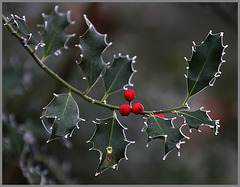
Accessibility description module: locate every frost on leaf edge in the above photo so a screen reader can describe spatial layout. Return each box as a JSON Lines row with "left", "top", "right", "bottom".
{"left": 176, "top": 107, "right": 220, "bottom": 135}
{"left": 40, "top": 93, "right": 83, "bottom": 143}
{"left": 39, "top": 5, "right": 76, "bottom": 60}
{"left": 76, "top": 14, "right": 112, "bottom": 93}
{"left": 142, "top": 115, "right": 188, "bottom": 161}
{"left": 101, "top": 53, "right": 137, "bottom": 102}
{"left": 86, "top": 111, "right": 135, "bottom": 176}
{"left": 184, "top": 30, "right": 228, "bottom": 99}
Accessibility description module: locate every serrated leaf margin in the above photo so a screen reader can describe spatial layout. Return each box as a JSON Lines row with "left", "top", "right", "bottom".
{"left": 40, "top": 5, "right": 75, "bottom": 60}
{"left": 86, "top": 111, "right": 135, "bottom": 176}
{"left": 175, "top": 107, "right": 220, "bottom": 135}
{"left": 184, "top": 30, "right": 228, "bottom": 99}
{"left": 142, "top": 115, "right": 188, "bottom": 160}
{"left": 77, "top": 14, "right": 112, "bottom": 92}
{"left": 40, "top": 93, "right": 82, "bottom": 142}
{"left": 102, "top": 53, "right": 137, "bottom": 101}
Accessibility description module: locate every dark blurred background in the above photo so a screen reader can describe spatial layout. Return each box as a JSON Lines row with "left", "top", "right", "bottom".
{"left": 2, "top": 2, "right": 238, "bottom": 184}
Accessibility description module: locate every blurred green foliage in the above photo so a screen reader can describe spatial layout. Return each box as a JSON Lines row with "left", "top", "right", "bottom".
{"left": 2, "top": 2, "right": 238, "bottom": 184}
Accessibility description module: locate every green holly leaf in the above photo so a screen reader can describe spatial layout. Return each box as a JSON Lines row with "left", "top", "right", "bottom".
{"left": 4, "top": 14, "right": 41, "bottom": 48}
{"left": 175, "top": 108, "right": 220, "bottom": 135}
{"left": 40, "top": 5, "right": 74, "bottom": 60}
{"left": 78, "top": 15, "right": 111, "bottom": 91}
{"left": 143, "top": 115, "right": 186, "bottom": 160}
{"left": 87, "top": 111, "right": 134, "bottom": 176}
{"left": 102, "top": 54, "right": 136, "bottom": 101}
{"left": 40, "top": 93, "right": 82, "bottom": 142}
{"left": 185, "top": 30, "right": 227, "bottom": 98}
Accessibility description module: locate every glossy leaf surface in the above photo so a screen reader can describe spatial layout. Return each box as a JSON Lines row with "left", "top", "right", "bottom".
{"left": 41, "top": 93, "right": 81, "bottom": 142}
{"left": 78, "top": 15, "right": 110, "bottom": 89}
{"left": 87, "top": 112, "right": 134, "bottom": 176}
{"left": 176, "top": 108, "right": 220, "bottom": 135}
{"left": 143, "top": 115, "right": 185, "bottom": 160}
{"left": 102, "top": 55, "right": 136, "bottom": 100}
{"left": 40, "top": 6, "right": 73, "bottom": 60}
{"left": 186, "top": 30, "right": 226, "bottom": 97}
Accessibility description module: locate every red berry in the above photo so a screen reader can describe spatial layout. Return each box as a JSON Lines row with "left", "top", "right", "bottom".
{"left": 132, "top": 103, "right": 144, "bottom": 114}
{"left": 155, "top": 114, "right": 164, "bottom": 118}
{"left": 119, "top": 104, "right": 131, "bottom": 116}
{"left": 124, "top": 89, "right": 136, "bottom": 102}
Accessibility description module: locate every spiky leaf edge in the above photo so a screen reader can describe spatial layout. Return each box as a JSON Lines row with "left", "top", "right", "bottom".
{"left": 142, "top": 115, "right": 189, "bottom": 160}
{"left": 101, "top": 53, "right": 137, "bottom": 102}
{"left": 175, "top": 107, "right": 220, "bottom": 135}
{"left": 40, "top": 93, "right": 83, "bottom": 143}
{"left": 39, "top": 5, "right": 76, "bottom": 61}
{"left": 184, "top": 30, "right": 228, "bottom": 100}
{"left": 77, "top": 14, "right": 112, "bottom": 93}
{"left": 86, "top": 111, "right": 135, "bottom": 176}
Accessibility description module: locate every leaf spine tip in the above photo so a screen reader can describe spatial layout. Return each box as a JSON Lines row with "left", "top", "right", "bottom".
{"left": 80, "top": 118, "right": 85, "bottom": 122}
{"left": 95, "top": 173, "right": 100, "bottom": 177}
{"left": 83, "top": 14, "right": 93, "bottom": 28}
{"left": 41, "top": 13, "right": 46, "bottom": 18}
{"left": 14, "top": 15, "right": 20, "bottom": 19}
{"left": 54, "top": 5, "right": 59, "bottom": 13}
{"left": 132, "top": 56, "right": 137, "bottom": 60}
{"left": 179, "top": 124, "right": 190, "bottom": 139}
{"left": 192, "top": 46, "right": 195, "bottom": 52}
{"left": 22, "top": 15, "right": 26, "bottom": 21}
{"left": 67, "top": 10, "right": 73, "bottom": 22}
{"left": 89, "top": 24, "right": 93, "bottom": 29}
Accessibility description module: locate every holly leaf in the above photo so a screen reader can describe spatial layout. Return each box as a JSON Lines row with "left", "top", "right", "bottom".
{"left": 87, "top": 111, "right": 134, "bottom": 176}
{"left": 78, "top": 15, "right": 111, "bottom": 90}
{"left": 40, "top": 5, "right": 74, "bottom": 60}
{"left": 185, "top": 30, "right": 227, "bottom": 98}
{"left": 175, "top": 108, "right": 220, "bottom": 135}
{"left": 142, "top": 115, "right": 186, "bottom": 160}
{"left": 40, "top": 93, "right": 82, "bottom": 142}
{"left": 4, "top": 14, "right": 41, "bottom": 48}
{"left": 102, "top": 54, "right": 136, "bottom": 101}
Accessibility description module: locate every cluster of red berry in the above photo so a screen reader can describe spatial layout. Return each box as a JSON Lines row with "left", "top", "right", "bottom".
{"left": 119, "top": 89, "right": 144, "bottom": 116}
